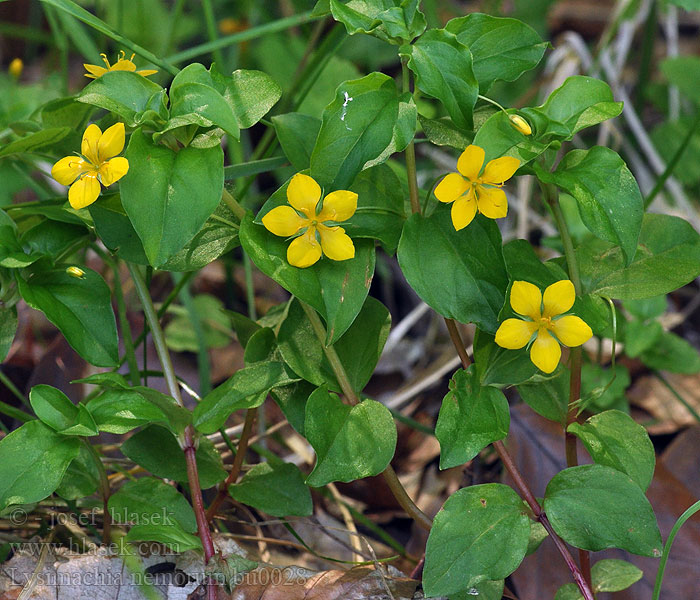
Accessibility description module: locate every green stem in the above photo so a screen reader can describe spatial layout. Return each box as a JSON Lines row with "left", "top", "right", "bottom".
{"left": 175, "top": 274, "right": 211, "bottom": 397}
{"left": 84, "top": 440, "right": 111, "bottom": 544}
{"left": 477, "top": 93, "right": 509, "bottom": 115}
{"left": 298, "top": 300, "right": 432, "bottom": 531}
{"left": 110, "top": 258, "right": 140, "bottom": 387}
{"left": 0, "top": 370, "right": 33, "bottom": 414}
{"left": 645, "top": 109, "right": 700, "bottom": 208}
{"left": 401, "top": 58, "right": 421, "bottom": 215}
{"left": 652, "top": 499, "right": 700, "bottom": 600}
{"left": 542, "top": 181, "right": 591, "bottom": 587}
{"left": 201, "top": 0, "right": 224, "bottom": 66}
{"left": 221, "top": 188, "right": 246, "bottom": 221}
{"left": 126, "top": 263, "right": 217, "bottom": 572}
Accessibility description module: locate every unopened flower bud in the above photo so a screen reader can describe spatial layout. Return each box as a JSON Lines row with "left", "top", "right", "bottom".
{"left": 8, "top": 58, "right": 23, "bottom": 79}
{"left": 509, "top": 114, "right": 532, "bottom": 136}
{"left": 66, "top": 266, "right": 86, "bottom": 279}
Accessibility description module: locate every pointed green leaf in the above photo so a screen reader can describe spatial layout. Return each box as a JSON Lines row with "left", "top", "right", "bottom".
{"left": 591, "top": 559, "right": 643, "bottom": 593}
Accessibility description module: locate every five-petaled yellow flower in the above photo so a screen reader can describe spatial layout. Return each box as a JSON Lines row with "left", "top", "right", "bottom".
{"left": 84, "top": 51, "right": 157, "bottom": 79}
{"left": 495, "top": 280, "right": 593, "bottom": 373}
{"left": 435, "top": 144, "right": 520, "bottom": 231}
{"left": 261, "top": 173, "right": 357, "bottom": 269}
{"left": 51, "top": 123, "right": 129, "bottom": 210}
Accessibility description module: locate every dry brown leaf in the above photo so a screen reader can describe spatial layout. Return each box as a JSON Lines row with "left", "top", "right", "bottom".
{"left": 627, "top": 373, "right": 700, "bottom": 434}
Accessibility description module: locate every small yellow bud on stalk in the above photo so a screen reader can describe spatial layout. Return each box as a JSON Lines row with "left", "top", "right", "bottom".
{"left": 8, "top": 58, "right": 23, "bottom": 79}
{"left": 66, "top": 266, "right": 86, "bottom": 279}
{"left": 509, "top": 114, "right": 532, "bottom": 136}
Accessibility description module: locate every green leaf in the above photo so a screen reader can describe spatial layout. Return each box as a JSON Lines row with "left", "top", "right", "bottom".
{"left": 472, "top": 329, "right": 538, "bottom": 387}
{"left": 126, "top": 523, "right": 202, "bottom": 552}
{"left": 277, "top": 296, "right": 391, "bottom": 394}
{"left": 535, "top": 147, "right": 643, "bottom": 265}
{"left": 435, "top": 367, "right": 510, "bottom": 469}
{"left": 0, "top": 128, "right": 72, "bottom": 159}
{"left": 121, "top": 425, "right": 226, "bottom": 489}
{"left": 423, "top": 483, "right": 530, "bottom": 597}
{"left": 240, "top": 212, "right": 375, "bottom": 344}
{"left": 405, "top": 28, "right": 478, "bottom": 131}
{"left": 18, "top": 267, "right": 119, "bottom": 367}
{"left": 87, "top": 388, "right": 169, "bottom": 434}
{"left": 193, "top": 361, "right": 299, "bottom": 434}
{"left": 120, "top": 128, "right": 224, "bottom": 267}
{"left": 304, "top": 387, "right": 397, "bottom": 486}
{"left": 330, "top": 0, "right": 426, "bottom": 43}
{"left": 0, "top": 308, "right": 17, "bottom": 363}
{"left": 624, "top": 295, "right": 667, "bottom": 321}
{"left": 591, "top": 559, "right": 643, "bottom": 593}
{"left": 624, "top": 319, "right": 663, "bottom": 358}
{"left": 229, "top": 462, "right": 312, "bottom": 517}
{"left": 225, "top": 69, "right": 282, "bottom": 129}
{"left": 344, "top": 164, "right": 407, "bottom": 253}
{"left": 661, "top": 56, "right": 700, "bottom": 104}
{"left": 639, "top": 330, "right": 700, "bottom": 374}
{"left": 363, "top": 94, "right": 417, "bottom": 169}
{"left": 167, "top": 81, "right": 240, "bottom": 139}
{"left": 521, "top": 76, "right": 623, "bottom": 140}
{"left": 270, "top": 380, "right": 315, "bottom": 436}
{"left": 310, "top": 72, "right": 400, "bottom": 189}
{"left": 0, "top": 420, "right": 81, "bottom": 509}
{"left": 20, "top": 221, "right": 89, "bottom": 259}
{"left": 543, "top": 464, "right": 662, "bottom": 556}
{"left": 89, "top": 193, "right": 149, "bottom": 264}
{"left": 29, "top": 384, "right": 78, "bottom": 431}
{"left": 445, "top": 13, "right": 547, "bottom": 91}
{"left": 473, "top": 110, "right": 551, "bottom": 166}
{"left": 568, "top": 410, "right": 655, "bottom": 490}
{"left": 576, "top": 213, "right": 700, "bottom": 300}
{"left": 56, "top": 444, "right": 99, "bottom": 501}
{"left": 77, "top": 71, "right": 167, "bottom": 128}
{"left": 516, "top": 366, "right": 569, "bottom": 424}
{"left": 397, "top": 210, "right": 508, "bottom": 333}
{"left": 554, "top": 584, "right": 583, "bottom": 600}
{"left": 272, "top": 113, "right": 321, "bottom": 170}
{"left": 581, "top": 363, "right": 630, "bottom": 410}
{"left": 165, "top": 294, "right": 232, "bottom": 352}
{"left": 108, "top": 477, "right": 197, "bottom": 533}
{"left": 418, "top": 115, "right": 471, "bottom": 149}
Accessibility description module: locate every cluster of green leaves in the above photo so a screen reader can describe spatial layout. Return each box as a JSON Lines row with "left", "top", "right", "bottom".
{"left": 2, "top": 0, "right": 699, "bottom": 597}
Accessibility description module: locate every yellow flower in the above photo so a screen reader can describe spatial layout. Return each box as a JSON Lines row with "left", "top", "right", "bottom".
{"left": 509, "top": 114, "right": 532, "bottom": 136}
{"left": 434, "top": 144, "right": 520, "bottom": 231}
{"left": 65, "top": 266, "right": 86, "bottom": 279}
{"left": 83, "top": 51, "right": 157, "bottom": 79}
{"left": 8, "top": 58, "right": 23, "bottom": 79}
{"left": 51, "top": 123, "right": 129, "bottom": 210}
{"left": 261, "top": 173, "right": 357, "bottom": 269}
{"left": 494, "top": 280, "right": 593, "bottom": 373}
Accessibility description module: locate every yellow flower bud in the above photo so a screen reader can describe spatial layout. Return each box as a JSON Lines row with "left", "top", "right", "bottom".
{"left": 509, "top": 114, "right": 532, "bottom": 136}
{"left": 66, "top": 266, "right": 86, "bottom": 279}
{"left": 8, "top": 58, "right": 23, "bottom": 79}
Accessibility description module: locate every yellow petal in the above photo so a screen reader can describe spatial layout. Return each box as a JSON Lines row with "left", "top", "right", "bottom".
{"left": 476, "top": 185, "right": 508, "bottom": 219}
{"left": 481, "top": 156, "right": 520, "bottom": 185}
{"left": 457, "top": 145, "right": 485, "bottom": 182}
{"left": 81, "top": 124, "right": 102, "bottom": 166}
{"left": 137, "top": 69, "right": 158, "bottom": 77}
{"left": 542, "top": 280, "right": 576, "bottom": 318}
{"left": 262, "top": 206, "right": 306, "bottom": 237}
{"left": 530, "top": 329, "right": 561, "bottom": 373}
{"left": 287, "top": 230, "right": 322, "bottom": 268}
{"left": 287, "top": 173, "right": 321, "bottom": 218}
{"left": 317, "top": 190, "right": 357, "bottom": 222}
{"left": 435, "top": 173, "right": 469, "bottom": 204}
{"left": 318, "top": 225, "right": 355, "bottom": 261}
{"left": 110, "top": 58, "right": 137, "bottom": 72}
{"left": 98, "top": 122, "right": 126, "bottom": 162}
{"left": 551, "top": 315, "right": 593, "bottom": 347}
{"left": 99, "top": 156, "right": 129, "bottom": 186}
{"left": 83, "top": 63, "right": 107, "bottom": 79}
{"left": 510, "top": 281, "right": 542, "bottom": 320}
{"left": 451, "top": 192, "right": 477, "bottom": 231}
{"left": 68, "top": 174, "right": 101, "bottom": 210}
{"left": 495, "top": 318, "right": 537, "bottom": 350}
{"left": 51, "top": 156, "right": 90, "bottom": 185}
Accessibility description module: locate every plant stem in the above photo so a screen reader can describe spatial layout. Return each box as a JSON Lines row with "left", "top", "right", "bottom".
{"left": 446, "top": 318, "right": 594, "bottom": 600}
{"left": 126, "top": 264, "right": 217, "bottom": 572}
{"left": 206, "top": 408, "right": 256, "bottom": 522}
{"left": 84, "top": 441, "right": 111, "bottom": 545}
{"left": 109, "top": 258, "right": 140, "bottom": 387}
{"left": 0, "top": 370, "right": 33, "bottom": 416}
{"left": 542, "top": 182, "right": 592, "bottom": 588}
{"left": 221, "top": 188, "right": 246, "bottom": 221}
{"left": 298, "top": 300, "right": 432, "bottom": 531}
{"left": 401, "top": 57, "right": 421, "bottom": 215}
